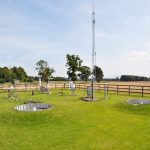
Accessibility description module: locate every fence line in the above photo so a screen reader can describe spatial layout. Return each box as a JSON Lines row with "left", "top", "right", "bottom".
{"left": 0, "top": 82, "right": 150, "bottom": 97}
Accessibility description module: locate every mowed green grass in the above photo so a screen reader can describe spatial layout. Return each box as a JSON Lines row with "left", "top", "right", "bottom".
{"left": 0, "top": 90, "right": 150, "bottom": 150}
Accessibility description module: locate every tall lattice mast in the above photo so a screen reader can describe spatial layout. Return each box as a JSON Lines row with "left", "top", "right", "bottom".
{"left": 91, "top": 2, "right": 95, "bottom": 100}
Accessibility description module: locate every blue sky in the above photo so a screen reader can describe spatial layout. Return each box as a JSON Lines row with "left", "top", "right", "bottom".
{"left": 0, "top": 0, "right": 149, "bottom": 78}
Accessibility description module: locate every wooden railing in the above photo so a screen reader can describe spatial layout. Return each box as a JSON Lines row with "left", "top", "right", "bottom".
{"left": 75, "top": 83, "right": 150, "bottom": 97}
{"left": 0, "top": 82, "right": 150, "bottom": 97}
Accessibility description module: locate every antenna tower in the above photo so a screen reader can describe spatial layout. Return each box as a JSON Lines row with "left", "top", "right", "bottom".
{"left": 91, "top": 1, "right": 95, "bottom": 100}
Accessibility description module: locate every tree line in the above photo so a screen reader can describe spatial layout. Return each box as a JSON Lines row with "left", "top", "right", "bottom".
{"left": 65, "top": 54, "right": 103, "bottom": 82}
{"left": 0, "top": 67, "right": 28, "bottom": 83}
{"left": 120, "top": 75, "right": 150, "bottom": 81}
{"left": 104, "top": 75, "right": 150, "bottom": 81}
{"left": 0, "top": 53, "right": 104, "bottom": 83}
{"left": 0, "top": 55, "right": 149, "bottom": 83}
{"left": 35, "top": 54, "right": 104, "bottom": 83}
{"left": 1, "top": 54, "right": 150, "bottom": 83}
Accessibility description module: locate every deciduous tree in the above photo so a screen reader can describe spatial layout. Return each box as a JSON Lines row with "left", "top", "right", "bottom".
{"left": 78, "top": 66, "right": 91, "bottom": 81}
{"left": 66, "top": 54, "right": 83, "bottom": 81}
{"left": 35, "top": 60, "right": 55, "bottom": 83}
{"left": 93, "top": 66, "right": 104, "bottom": 82}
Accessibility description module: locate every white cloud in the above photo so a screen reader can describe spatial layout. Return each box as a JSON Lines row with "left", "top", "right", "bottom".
{"left": 123, "top": 50, "right": 150, "bottom": 62}
{"left": 0, "top": 0, "right": 149, "bottom": 78}
{"left": 0, "top": 35, "right": 64, "bottom": 52}
{"left": 30, "top": 0, "right": 62, "bottom": 13}
{"left": 96, "top": 49, "right": 150, "bottom": 78}
{"left": 96, "top": 32, "right": 112, "bottom": 38}
{"left": 144, "top": 41, "right": 150, "bottom": 49}
{"left": 145, "top": 16, "right": 150, "bottom": 23}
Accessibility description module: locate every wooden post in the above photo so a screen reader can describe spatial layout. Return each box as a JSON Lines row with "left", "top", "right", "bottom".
{"left": 64, "top": 83, "right": 66, "bottom": 89}
{"left": 129, "top": 86, "right": 130, "bottom": 96}
{"left": 117, "top": 85, "right": 118, "bottom": 95}
{"left": 55, "top": 82, "right": 56, "bottom": 89}
{"left": 107, "top": 84, "right": 109, "bottom": 95}
{"left": 2, "top": 84, "right": 3, "bottom": 92}
{"left": 142, "top": 86, "right": 143, "bottom": 97}
{"left": 37, "top": 83, "right": 39, "bottom": 90}
{"left": 24, "top": 83, "right": 27, "bottom": 92}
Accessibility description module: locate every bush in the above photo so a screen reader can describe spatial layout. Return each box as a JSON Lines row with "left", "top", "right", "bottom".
{"left": 0, "top": 78, "right": 5, "bottom": 83}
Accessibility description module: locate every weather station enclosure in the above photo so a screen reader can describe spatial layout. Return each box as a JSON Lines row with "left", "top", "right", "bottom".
{"left": 87, "top": 86, "right": 92, "bottom": 97}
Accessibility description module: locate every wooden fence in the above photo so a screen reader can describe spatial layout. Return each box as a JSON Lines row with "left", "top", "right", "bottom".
{"left": 76, "top": 83, "right": 150, "bottom": 97}
{"left": 0, "top": 82, "right": 150, "bottom": 97}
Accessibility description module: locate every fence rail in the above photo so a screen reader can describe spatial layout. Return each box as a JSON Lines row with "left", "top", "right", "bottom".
{"left": 0, "top": 82, "right": 150, "bottom": 97}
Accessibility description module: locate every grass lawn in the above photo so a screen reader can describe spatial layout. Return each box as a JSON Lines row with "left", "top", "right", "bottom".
{"left": 0, "top": 89, "right": 150, "bottom": 150}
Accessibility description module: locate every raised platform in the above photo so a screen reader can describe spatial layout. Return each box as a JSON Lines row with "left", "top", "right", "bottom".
{"left": 81, "top": 97, "right": 97, "bottom": 102}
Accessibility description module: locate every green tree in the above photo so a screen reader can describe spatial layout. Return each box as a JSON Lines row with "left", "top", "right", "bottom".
{"left": 0, "top": 68, "right": 5, "bottom": 83}
{"left": 120, "top": 75, "right": 149, "bottom": 81}
{"left": 35, "top": 60, "right": 48, "bottom": 77}
{"left": 52, "top": 77, "right": 67, "bottom": 81}
{"left": 66, "top": 54, "right": 83, "bottom": 81}
{"left": 16, "top": 67, "right": 28, "bottom": 81}
{"left": 78, "top": 66, "right": 91, "bottom": 81}
{"left": 35, "top": 60, "right": 55, "bottom": 83}
{"left": 0, "top": 66, "right": 28, "bottom": 83}
{"left": 93, "top": 66, "right": 104, "bottom": 82}
{"left": 11, "top": 67, "right": 28, "bottom": 82}
{"left": 27, "top": 76, "right": 35, "bottom": 82}
{"left": 11, "top": 67, "right": 17, "bottom": 82}
{"left": 0, "top": 67, "right": 9, "bottom": 82}
{"left": 42, "top": 66, "right": 55, "bottom": 83}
